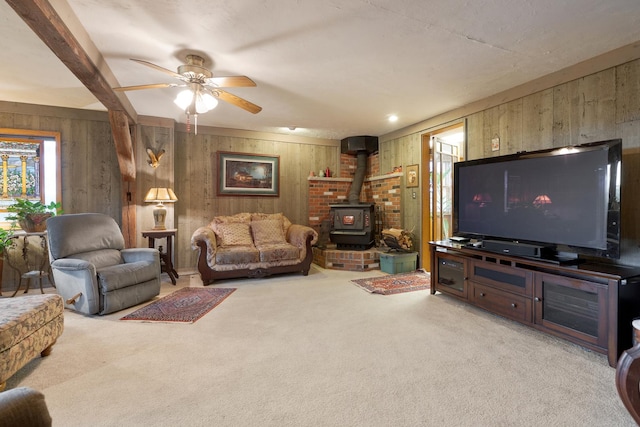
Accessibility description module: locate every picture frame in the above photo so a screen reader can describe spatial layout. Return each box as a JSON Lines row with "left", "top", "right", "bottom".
{"left": 216, "top": 151, "right": 280, "bottom": 196}
{"left": 406, "top": 164, "right": 419, "bottom": 188}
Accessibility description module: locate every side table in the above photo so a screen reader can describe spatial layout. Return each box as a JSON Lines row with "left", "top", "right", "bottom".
{"left": 142, "top": 229, "right": 179, "bottom": 285}
{"left": 3, "top": 232, "right": 51, "bottom": 297}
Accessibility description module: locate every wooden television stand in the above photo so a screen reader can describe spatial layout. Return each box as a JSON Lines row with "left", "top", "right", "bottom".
{"left": 429, "top": 240, "right": 640, "bottom": 367}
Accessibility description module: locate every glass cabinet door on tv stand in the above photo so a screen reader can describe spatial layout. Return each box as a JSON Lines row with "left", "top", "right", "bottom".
{"left": 533, "top": 272, "right": 608, "bottom": 349}
{"left": 434, "top": 251, "right": 467, "bottom": 299}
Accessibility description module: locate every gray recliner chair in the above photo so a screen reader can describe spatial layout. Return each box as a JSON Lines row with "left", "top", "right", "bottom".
{"left": 46, "top": 213, "right": 161, "bottom": 315}
{"left": 0, "top": 387, "right": 52, "bottom": 427}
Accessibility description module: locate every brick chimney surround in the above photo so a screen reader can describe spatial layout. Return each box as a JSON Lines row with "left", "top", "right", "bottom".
{"left": 308, "top": 152, "right": 404, "bottom": 271}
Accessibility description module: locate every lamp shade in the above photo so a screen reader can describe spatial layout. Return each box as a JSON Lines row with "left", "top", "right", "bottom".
{"left": 144, "top": 188, "right": 177, "bottom": 230}
{"left": 144, "top": 188, "right": 178, "bottom": 204}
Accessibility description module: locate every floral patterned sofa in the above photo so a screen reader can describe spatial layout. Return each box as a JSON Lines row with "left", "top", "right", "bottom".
{"left": 191, "top": 212, "right": 318, "bottom": 285}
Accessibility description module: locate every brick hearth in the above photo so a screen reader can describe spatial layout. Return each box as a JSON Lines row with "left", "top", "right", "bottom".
{"left": 312, "top": 245, "right": 381, "bottom": 271}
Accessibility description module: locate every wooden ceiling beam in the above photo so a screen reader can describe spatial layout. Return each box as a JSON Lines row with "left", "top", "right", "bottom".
{"left": 7, "top": 0, "right": 139, "bottom": 241}
{"left": 108, "top": 110, "right": 136, "bottom": 182}
{"left": 5, "top": 0, "right": 137, "bottom": 123}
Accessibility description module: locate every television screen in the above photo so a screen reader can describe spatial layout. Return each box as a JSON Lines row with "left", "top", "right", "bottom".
{"left": 454, "top": 139, "right": 622, "bottom": 259}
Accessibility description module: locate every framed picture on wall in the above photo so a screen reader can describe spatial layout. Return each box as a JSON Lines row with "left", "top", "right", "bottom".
{"left": 406, "top": 164, "right": 419, "bottom": 188}
{"left": 216, "top": 151, "right": 280, "bottom": 196}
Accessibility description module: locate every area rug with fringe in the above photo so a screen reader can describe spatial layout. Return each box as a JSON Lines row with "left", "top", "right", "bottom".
{"left": 351, "top": 270, "right": 430, "bottom": 295}
{"left": 120, "top": 287, "right": 236, "bottom": 323}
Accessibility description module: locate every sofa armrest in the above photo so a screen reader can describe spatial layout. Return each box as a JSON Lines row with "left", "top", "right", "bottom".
{"left": 191, "top": 226, "right": 217, "bottom": 250}
{"left": 287, "top": 224, "right": 318, "bottom": 246}
{"left": 191, "top": 226, "right": 218, "bottom": 268}
{"left": 287, "top": 224, "right": 318, "bottom": 262}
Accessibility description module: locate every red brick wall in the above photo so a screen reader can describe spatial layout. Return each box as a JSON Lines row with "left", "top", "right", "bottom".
{"left": 308, "top": 152, "right": 401, "bottom": 230}
{"left": 308, "top": 179, "right": 350, "bottom": 228}
{"left": 340, "top": 153, "right": 356, "bottom": 178}
{"left": 366, "top": 176, "right": 401, "bottom": 229}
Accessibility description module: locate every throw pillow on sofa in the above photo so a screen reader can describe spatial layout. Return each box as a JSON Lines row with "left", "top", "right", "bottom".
{"left": 209, "top": 212, "right": 251, "bottom": 236}
{"left": 251, "top": 219, "right": 287, "bottom": 245}
{"left": 217, "top": 222, "right": 254, "bottom": 246}
{"left": 251, "top": 212, "right": 292, "bottom": 234}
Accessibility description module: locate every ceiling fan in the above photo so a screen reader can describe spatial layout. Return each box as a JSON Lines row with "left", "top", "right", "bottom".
{"left": 113, "top": 54, "right": 262, "bottom": 116}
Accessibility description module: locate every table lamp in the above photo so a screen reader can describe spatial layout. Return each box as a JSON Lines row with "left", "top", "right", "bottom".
{"left": 144, "top": 187, "right": 178, "bottom": 229}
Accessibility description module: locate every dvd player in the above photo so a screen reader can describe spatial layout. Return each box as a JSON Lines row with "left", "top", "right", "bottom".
{"left": 449, "top": 236, "right": 470, "bottom": 243}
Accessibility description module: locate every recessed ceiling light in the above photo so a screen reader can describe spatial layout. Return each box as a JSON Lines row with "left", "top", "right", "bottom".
{"left": 288, "top": 126, "right": 297, "bottom": 131}
{"left": 388, "top": 115, "right": 398, "bottom": 122}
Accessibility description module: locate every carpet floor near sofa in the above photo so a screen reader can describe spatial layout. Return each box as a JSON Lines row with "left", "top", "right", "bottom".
{"left": 120, "top": 287, "right": 235, "bottom": 323}
{"left": 351, "top": 270, "right": 430, "bottom": 295}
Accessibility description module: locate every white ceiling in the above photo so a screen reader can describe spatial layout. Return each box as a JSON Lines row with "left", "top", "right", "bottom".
{"left": 2, "top": 0, "right": 640, "bottom": 140}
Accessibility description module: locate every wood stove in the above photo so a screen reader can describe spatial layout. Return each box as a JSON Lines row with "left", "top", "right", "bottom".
{"left": 329, "top": 203, "right": 375, "bottom": 250}
{"left": 329, "top": 135, "right": 379, "bottom": 250}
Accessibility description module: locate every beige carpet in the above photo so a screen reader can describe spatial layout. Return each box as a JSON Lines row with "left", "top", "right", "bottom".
{"left": 5, "top": 265, "right": 635, "bottom": 426}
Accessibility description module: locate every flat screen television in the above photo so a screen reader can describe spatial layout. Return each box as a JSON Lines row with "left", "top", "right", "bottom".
{"left": 453, "top": 139, "right": 622, "bottom": 261}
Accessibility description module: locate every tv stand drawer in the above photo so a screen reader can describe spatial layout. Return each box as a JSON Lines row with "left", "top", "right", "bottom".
{"left": 470, "top": 260, "right": 532, "bottom": 296}
{"left": 472, "top": 283, "right": 532, "bottom": 323}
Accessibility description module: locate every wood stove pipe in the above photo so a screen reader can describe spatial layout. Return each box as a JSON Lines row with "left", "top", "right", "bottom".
{"left": 341, "top": 135, "right": 379, "bottom": 204}
{"left": 348, "top": 151, "right": 368, "bottom": 203}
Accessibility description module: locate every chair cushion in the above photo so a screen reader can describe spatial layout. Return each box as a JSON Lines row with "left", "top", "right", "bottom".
{"left": 68, "top": 249, "right": 123, "bottom": 270}
{"left": 251, "top": 219, "right": 287, "bottom": 245}
{"left": 0, "top": 294, "right": 64, "bottom": 353}
{"left": 216, "top": 223, "right": 254, "bottom": 247}
{"left": 97, "top": 261, "right": 158, "bottom": 292}
{"left": 255, "top": 242, "right": 299, "bottom": 263}
{"left": 47, "top": 213, "right": 125, "bottom": 260}
{"left": 215, "top": 245, "right": 260, "bottom": 265}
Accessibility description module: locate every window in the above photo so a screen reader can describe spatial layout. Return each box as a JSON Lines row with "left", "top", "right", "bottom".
{"left": 0, "top": 128, "right": 61, "bottom": 226}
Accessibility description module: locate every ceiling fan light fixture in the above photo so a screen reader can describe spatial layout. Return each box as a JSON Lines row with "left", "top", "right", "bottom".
{"left": 197, "top": 90, "right": 218, "bottom": 113}
{"left": 174, "top": 89, "right": 194, "bottom": 110}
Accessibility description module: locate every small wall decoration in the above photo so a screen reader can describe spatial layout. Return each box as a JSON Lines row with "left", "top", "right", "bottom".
{"left": 216, "top": 151, "right": 279, "bottom": 196}
{"left": 406, "top": 164, "right": 419, "bottom": 188}
{"left": 491, "top": 135, "right": 500, "bottom": 151}
{"left": 146, "top": 148, "right": 165, "bottom": 168}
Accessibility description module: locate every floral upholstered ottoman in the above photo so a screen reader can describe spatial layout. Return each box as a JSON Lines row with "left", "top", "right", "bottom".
{"left": 0, "top": 294, "right": 64, "bottom": 391}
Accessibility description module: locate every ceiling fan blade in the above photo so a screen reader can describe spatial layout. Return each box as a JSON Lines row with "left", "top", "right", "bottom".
{"left": 205, "top": 76, "right": 256, "bottom": 87}
{"left": 130, "top": 59, "right": 186, "bottom": 80}
{"left": 113, "top": 83, "right": 182, "bottom": 91}
{"left": 216, "top": 90, "right": 262, "bottom": 114}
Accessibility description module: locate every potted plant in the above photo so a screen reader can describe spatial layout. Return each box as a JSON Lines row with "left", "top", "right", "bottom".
{"left": 0, "top": 227, "right": 15, "bottom": 254}
{"left": 0, "top": 227, "right": 15, "bottom": 288}
{"left": 7, "top": 199, "right": 62, "bottom": 232}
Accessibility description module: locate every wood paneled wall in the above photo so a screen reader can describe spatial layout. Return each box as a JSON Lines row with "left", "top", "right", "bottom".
{"left": 0, "top": 103, "right": 121, "bottom": 219}
{"left": 135, "top": 117, "right": 175, "bottom": 248}
{"left": 174, "top": 127, "right": 339, "bottom": 271}
{"left": 0, "top": 103, "right": 340, "bottom": 275}
{"left": 2, "top": 52, "right": 640, "bottom": 277}
{"left": 383, "top": 58, "right": 640, "bottom": 267}
{"left": 465, "top": 62, "right": 640, "bottom": 266}
{"left": 0, "top": 103, "right": 122, "bottom": 289}
{"left": 377, "top": 133, "right": 422, "bottom": 252}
